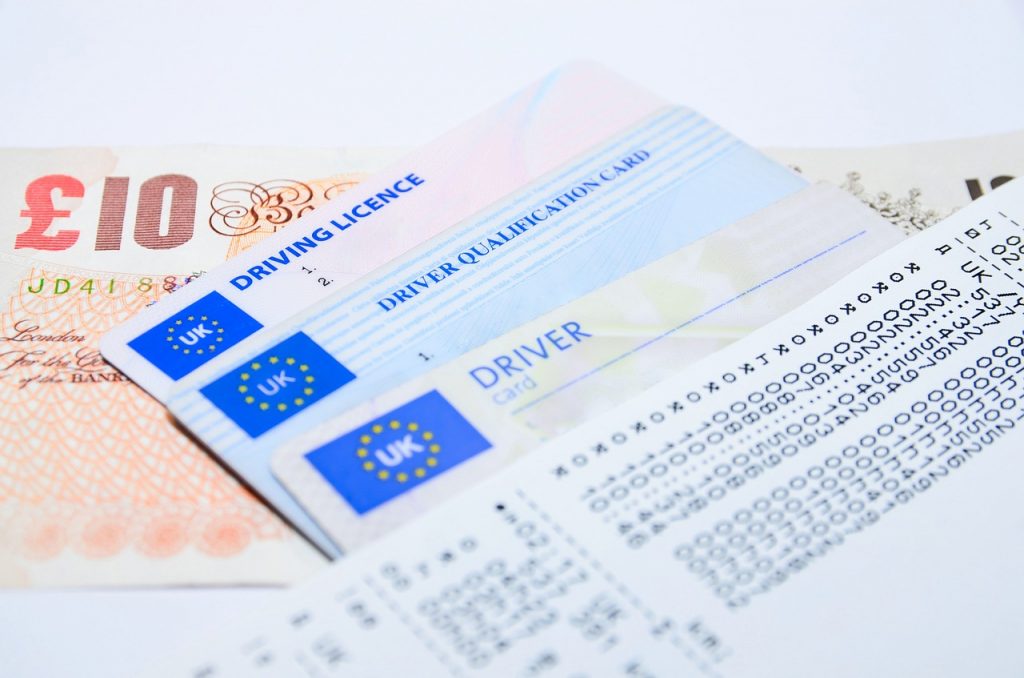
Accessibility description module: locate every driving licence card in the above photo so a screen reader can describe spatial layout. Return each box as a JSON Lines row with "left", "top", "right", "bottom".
{"left": 271, "top": 184, "right": 904, "bottom": 550}
{"left": 165, "top": 106, "right": 807, "bottom": 554}
{"left": 100, "top": 62, "right": 668, "bottom": 400}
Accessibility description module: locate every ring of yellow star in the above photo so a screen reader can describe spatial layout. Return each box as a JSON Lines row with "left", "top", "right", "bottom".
{"left": 238, "top": 356, "right": 312, "bottom": 412}
{"left": 166, "top": 316, "right": 224, "bottom": 355}
{"left": 357, "top": 419, "right": 440, "bottom": 483}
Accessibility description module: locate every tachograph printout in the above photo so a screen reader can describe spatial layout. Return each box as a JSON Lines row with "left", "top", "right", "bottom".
{"left": 161, "top": 180, "right": 1024, "bottom": 676}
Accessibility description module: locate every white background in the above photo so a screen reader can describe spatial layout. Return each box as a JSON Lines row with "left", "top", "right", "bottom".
{"left": 0, "top": 1, "right": 1022, "bottom": 676}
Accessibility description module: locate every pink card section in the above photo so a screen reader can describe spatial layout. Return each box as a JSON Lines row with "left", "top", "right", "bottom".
{"left": 102, "top": 62, "right": 667, "bottom": 400}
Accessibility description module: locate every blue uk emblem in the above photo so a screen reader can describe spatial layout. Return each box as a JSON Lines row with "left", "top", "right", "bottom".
{"left": 201, "top": 332, "right": 356, "bottom": 438}
{"left": 306, "top": 390, "right": 491, "bottom": 514}
{"left": 128, "top": 291, "right": 263, "bottom": 380}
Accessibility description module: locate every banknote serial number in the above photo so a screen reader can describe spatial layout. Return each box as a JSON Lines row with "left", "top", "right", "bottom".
{"left": 24, "top": 274, "right": 202, "bottom": 297}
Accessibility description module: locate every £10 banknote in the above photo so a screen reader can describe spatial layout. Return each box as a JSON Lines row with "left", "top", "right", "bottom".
{"left": 0, "top": 145, "right": 399, "bottom": 587}
{"left": 2, "top": 130, "right": 1019, "bottom": 587}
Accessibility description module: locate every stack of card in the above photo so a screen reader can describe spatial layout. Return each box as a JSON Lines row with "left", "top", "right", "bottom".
{"left": 94, "top": 64, "right": 1023, "bottom": 675}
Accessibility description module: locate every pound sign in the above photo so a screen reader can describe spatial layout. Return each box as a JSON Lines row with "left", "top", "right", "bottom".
{"left": 16, "top": 174, "right": 85, "bottom": 251}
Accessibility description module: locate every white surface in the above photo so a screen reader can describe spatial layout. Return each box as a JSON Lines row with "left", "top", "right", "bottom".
{"left": 0, "top": 588, "right": 283, "bottom": 677}
{"left": 1, "top": 1, "right": 1022, "bottom": 676}
{"left": 2, "top": 0, "right": 1024, "bottom": 149}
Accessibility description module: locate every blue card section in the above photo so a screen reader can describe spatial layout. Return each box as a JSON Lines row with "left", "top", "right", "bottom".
{"left": 201, "top": 333, "right": 356, "bottom": 438}
{"left": 128, "top": 291, "right": 262, "bottom": 380}
{"left": 305, "top": 391, "right": 491, "bottom": 514}
{"left": 170, "top": 108, "right": 807, "bottom": 555}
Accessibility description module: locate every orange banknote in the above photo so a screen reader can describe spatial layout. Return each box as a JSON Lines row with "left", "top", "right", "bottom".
{"left": 0, "top": 145, "right": 399, "bottom": 586}
{"left": 5, "top": 135, "right": 1015, "bottom": 587}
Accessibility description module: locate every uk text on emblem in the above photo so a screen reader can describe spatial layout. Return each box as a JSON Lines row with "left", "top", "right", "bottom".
{"left": 201, "top": 332, "right": 355, "bottom": 438}
{"left": 128, "top": 291, "right": 263, "bottom": 380}
{"left": 305, "top": 390, "right": 491, "bottom": 514}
